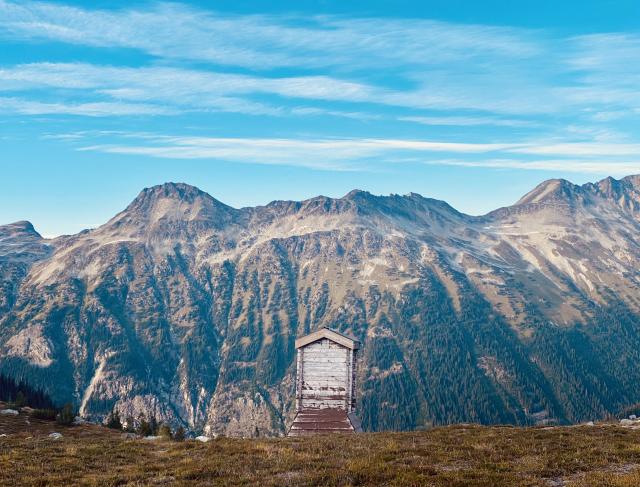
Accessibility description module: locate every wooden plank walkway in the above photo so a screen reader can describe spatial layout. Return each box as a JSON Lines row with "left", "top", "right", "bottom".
{"left": 288, "top": 408, "right": 360, "bottom": 436}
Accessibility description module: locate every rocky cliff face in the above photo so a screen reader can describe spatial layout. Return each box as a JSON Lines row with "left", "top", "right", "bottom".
{"left": 0, "top": 221, "right": 51, "bottom": 316}
{"left": 1, "top": 177, "right": 640, "bottom": 436}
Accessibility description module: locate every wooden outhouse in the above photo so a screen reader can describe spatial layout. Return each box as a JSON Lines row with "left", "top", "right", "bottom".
{"left": 288, "top": 327, "right": 362, "bottom": 436}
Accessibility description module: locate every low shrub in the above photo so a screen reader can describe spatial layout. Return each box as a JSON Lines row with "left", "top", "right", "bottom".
{"left": 106, "top": 410, "right": 123, "bottom": 430}
{"left": 31, "top": 408, "right": 58, "bottom": 421}
{"left": 124, "top": 415, "right": 136, "bottom": 433}
{"left": 173, "top": 426, "right": 185, "bottom": 442}
{"left": 56, "top": 403, "right": 75, "bottom": 425}
{"left": 12, "top": 391, "right": 27, "bottom": 408}
{"left": 135, "top": 413, "right": 159, "bottom": 437}
{"left": 158, "top": 424, "right": 172, "bottom": 440}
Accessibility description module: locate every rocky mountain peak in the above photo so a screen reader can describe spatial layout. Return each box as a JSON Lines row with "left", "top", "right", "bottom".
{"left": 488, "top": 175, "right": 640, "bottom": 220}
{"left": 337, "top": 190, "right": 465, "bottom": 229}
{"left": 594, "top": 176, "right": 624, "bottom": 197}
{"left": 591, "top": 174, "right": 640, "bottom": 214}
{"left": 106, "top": 182, "right": 239, "bottom": 234}
{"left": 0, "top": 221, "right": 50, "bottom": 263}
{"left": 127, "top": 182, "right": 234, "bottom": 214}
{"left": 515, "top": 178, "right": 580, "bottom": 206}
{"left": 342, "top": 189, "right": 374, "bottom": 201}
{"left": 340, "top": 189, "right": 385, "bottom": 215}
{"left": 135, "top": 182, "right": 213, "bottom": 204}
{"left": 622, "top": 174, "right": 640, "bottom": 189}
{"left": 0, "top": 221, "right": 41, "bottom": 239}
{"left": 255, "top": 189, "right": 461, "bottom": 227}
{"left": 594, "top": 174, "right": 640, "bottom": 193}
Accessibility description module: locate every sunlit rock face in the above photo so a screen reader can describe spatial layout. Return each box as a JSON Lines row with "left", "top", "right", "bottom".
{"left": 1, "top": 176, "right": 640, "bottom": 436}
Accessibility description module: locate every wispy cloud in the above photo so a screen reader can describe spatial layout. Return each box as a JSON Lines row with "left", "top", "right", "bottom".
{"left": 426, "top": 158, "right": 640, "bottom": 175}
{"left": 0, "top": 96, "right": 174, "bottom": 116}
{"left": 76, "top": 135, "right": 519, "bottom": 170}
{"left": 0, "top": 57, "right": 633, "bottom": 119}
{"left": 0, "top": 62, "right": 380, "bottom": 116}
{"left": 0, "top": 61, "right": 557, "bottom": 117}
{"left": 1, "top": 0, "right": 640, "bottom": 178}
{"left": 398, "top": 115, "right": 537, "bottom": 128}
{"left": 0, "top": 1, "right": 538, "bottom": 69}
{"left": 513, "top": 142, "right": 640, "bottom": 157}
{"left": 69, "top": 132, "right": 640, "bottom": 174}
{"left": 0, "top": 1, "right": 633, "bottom": 118}
{"left": 568, "top": 33, "right": 640, "bottom": 76}
{"left": 1, "top": 2, "right": 639, "bottom": 119}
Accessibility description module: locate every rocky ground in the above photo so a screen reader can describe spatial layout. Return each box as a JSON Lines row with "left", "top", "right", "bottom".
{"left": 2, "top": 402, "right": 640, "bottom": 486}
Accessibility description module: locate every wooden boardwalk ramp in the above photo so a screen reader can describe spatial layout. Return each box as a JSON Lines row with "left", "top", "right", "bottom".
{"left": 288, "top": 408, "right": 362, "bottom": 436}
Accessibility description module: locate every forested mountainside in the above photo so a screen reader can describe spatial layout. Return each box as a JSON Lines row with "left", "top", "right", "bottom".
{"left": 1, "top": 175, "right": 639, "bottom": 436}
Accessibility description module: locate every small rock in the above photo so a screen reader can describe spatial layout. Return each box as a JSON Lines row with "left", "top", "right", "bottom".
{"left": 73, "top": 416, "right": 88, "bottom": 425}
{"left": 143, "top": 435, "right": 161, "bottom": 441}
{"left": 0, "top": 434, "right": 8, "bottom": 438}
{"left": 0, "top": 409, "right": 19, "bottom": 416}
{"left": 195, "top": 435, "right": 210, "bottom": 443}
{"left": 48, "top": 432, "right": 63, "bottom": 440}
{"left": 630, "top": 415, "right": 637, "bottom": 420}
{"left": 621, "top": 418, "right": 633, "bottom": 425}
{"left": 584, "top": 421, "right": 595, "bottom": 426}
{"left": 150, "top": 476, "right": 176, "bottom": 484}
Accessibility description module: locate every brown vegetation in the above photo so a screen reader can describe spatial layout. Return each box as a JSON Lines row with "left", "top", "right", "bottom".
{"left": 2, "top": 403, "right": 640, "bottom": 486}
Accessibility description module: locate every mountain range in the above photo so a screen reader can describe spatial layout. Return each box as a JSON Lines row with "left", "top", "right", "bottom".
{"left": 1, "top": 175, "right": 640, "bottom": 436}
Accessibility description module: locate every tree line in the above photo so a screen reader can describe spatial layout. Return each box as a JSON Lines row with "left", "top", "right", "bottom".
{"left": 105, "top": 409, "right": 186, "bottom": 441}
{"left": 0, "top": 372, "right": 55, "bottom": 409}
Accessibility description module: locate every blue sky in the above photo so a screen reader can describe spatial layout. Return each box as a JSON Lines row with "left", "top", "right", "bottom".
{"left": 1, "top": 0, "right": 640, "bottom": 237}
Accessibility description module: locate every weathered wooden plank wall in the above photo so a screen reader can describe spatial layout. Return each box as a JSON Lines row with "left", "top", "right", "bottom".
{"left": 300, "top": 338, "right": 351, "bottom": 410}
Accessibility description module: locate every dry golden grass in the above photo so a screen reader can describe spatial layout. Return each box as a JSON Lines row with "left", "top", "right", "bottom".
{"left": 2, "top": 407, "right": 640, "bottom": 486}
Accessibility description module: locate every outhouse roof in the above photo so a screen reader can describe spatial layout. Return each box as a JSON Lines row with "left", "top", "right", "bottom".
{"left": 295, "top": 326, "right": 360, "bottom": 350}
